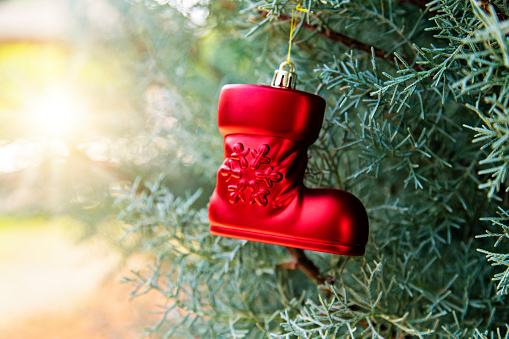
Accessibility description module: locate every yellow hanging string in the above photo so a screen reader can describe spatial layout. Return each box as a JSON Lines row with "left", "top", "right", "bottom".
{"left": 286, "top": 1, "right": 308, "bottom": 64}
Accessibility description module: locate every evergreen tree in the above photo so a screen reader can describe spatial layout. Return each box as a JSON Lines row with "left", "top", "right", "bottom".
{"left": 113, "top": 0, "right": 509, "bottom": 337}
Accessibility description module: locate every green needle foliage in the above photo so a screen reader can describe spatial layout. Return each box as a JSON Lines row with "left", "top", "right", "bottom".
{"left": 111, "top": 0, "right": 509, "bottom": 337}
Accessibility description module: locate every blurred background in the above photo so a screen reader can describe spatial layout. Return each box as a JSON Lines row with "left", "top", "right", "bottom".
{"left": 0, "top": 0, "right": 173, "bottom": 337}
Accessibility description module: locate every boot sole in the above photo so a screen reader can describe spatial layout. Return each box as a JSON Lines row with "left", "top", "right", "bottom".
{"left": 210, "top": 225, "right": 365, "bottom": 256}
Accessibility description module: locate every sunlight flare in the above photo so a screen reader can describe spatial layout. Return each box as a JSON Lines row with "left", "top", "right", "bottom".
{"left": 27, "top": 86, "right": 88, "bottom": 140}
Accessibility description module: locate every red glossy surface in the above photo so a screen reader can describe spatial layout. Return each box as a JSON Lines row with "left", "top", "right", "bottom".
{"left": 209, "top": 84, "right": 369, "bottom": 256}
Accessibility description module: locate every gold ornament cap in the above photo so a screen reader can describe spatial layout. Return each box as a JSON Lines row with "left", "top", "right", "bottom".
{"left": 271, "top": 61, "right": 297, "bottom": 89}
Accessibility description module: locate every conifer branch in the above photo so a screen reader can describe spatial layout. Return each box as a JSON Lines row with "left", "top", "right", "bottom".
{"left": 400, "top": 0, "right": 429, "bottom": 10}
{"left": 262, "top": 11, "right": 422, "bottom": 71}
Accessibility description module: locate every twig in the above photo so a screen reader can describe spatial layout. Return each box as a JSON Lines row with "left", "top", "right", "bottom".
{"left": 403, "top": 0, "right": 509, "bottom": 18}
{"left": 479, "top": 0, "right": 509, "bottom": 21}
{"left": 281, "top": 247, "right": 332, "bottom": 296}
{"left": 262, "top": 11, "right": 422, "bottom": 72}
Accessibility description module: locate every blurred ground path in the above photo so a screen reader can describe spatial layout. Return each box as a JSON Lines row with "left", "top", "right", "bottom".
{"left": 0, "top": 217, "right": 160, "bottom": 338}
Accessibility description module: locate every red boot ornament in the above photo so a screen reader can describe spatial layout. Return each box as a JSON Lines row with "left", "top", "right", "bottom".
{"left": 208, "top": 62, "right": 369, "bottom": 256}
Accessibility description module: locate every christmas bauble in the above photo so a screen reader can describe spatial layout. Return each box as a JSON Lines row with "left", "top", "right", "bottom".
{"left": 208, "top": 63, "right": 369, "bottom": 256}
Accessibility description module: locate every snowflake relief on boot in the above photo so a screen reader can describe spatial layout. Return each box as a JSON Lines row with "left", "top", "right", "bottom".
{"left": 227, "top": 179, "right": 248, "bottom": 204}
{"left": 219, "top": 158, "right": 242, "bottom": 182}
{"left": 250, "top": 144, "right": 270, "bottom": 169}
{"left": 231, "top": 143, "right": 250, "bottom": 169}
{"left": 248, "top": 181, "right": 269, "bottom": 207}
{"left": 254, "top": 166, "right": 283, "bottom": 188}
{"left": 222, "top": 142, "right": 282, "bottom": 208}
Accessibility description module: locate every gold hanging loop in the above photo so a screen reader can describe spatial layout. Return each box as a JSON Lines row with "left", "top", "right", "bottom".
{"left": 271, "top": 61, "right": 297, "bottom": 89}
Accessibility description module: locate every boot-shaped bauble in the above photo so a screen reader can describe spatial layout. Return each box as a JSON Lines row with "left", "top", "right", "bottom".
{"left": 208, "top": 84, "right": 369, "bottom": 256}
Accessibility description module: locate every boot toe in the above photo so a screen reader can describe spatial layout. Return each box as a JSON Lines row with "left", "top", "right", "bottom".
{"left": 298, "top": 188, "right": 369, "bottom": 254}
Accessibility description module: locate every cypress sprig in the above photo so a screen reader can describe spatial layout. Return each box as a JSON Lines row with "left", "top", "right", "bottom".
{"left": 477, "top": 207, "right": 509, "bottom": 295}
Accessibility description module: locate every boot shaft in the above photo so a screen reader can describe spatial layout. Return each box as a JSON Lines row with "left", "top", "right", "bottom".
{"left": 216, "top": 84, "right": 326, "bottom": 211}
